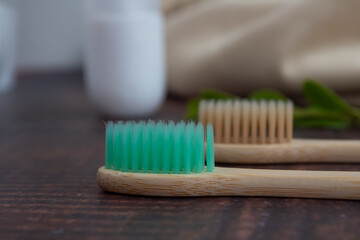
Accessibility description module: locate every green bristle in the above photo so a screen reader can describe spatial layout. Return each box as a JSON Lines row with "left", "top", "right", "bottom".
{"left": 105, "top": 121, "right": 214, "bottom": 174}
{"left": 105, "top": 121, "right": 114, "bottom": 169}
{"left": 158, "top": 122, "right": 164, "bottom": 172}
{"left": 189, "top": 122, "right": 196, "bottom": 171}
{"left": 206, "top": 124, "right": 215, "bottom": 172}
{"left": 113, "top": 123, "right": 122, "bottom": 170}
{"left": 168, "top": 121, "right": 175, "bottom": 171}
{"left": 177, "top": 122, "right": 186, "bottom": 172}
{"left": 122, "top": 123, "right": 131, "bottom": 172}
{"left": 202, "top": 126, "right": 205, "bottom": 170}
{"left": 184, "top": 124, "right": 193, "bottom": 174}
{"left": 162, "top": 124, "right": 170, "bottom": 174}
{"left": 131, "top": 124, "right": 141, "bottom": 172}
{"left": 151, "top": 123, "right": 161, "bottom": 173}
{"left": 138, "top": 122, "right": 145, "bottom": 170}
{"left": 195, "top": 123, "right": 204, "bottom": 173}
{"left": 142, "top": 121, "right": 152, "bottom": 172}
{"left": 173, "top": 124, "right": 182, "bottom": 174}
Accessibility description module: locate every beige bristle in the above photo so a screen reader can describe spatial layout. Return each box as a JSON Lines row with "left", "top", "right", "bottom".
{"left": 268, "top": 100, "right": 276, "bottom": 144}
{"left": 242, "top": 100, "right": 250, "bottom": 144}
{"left": 224, "top": 100, "right": 232, "bottom": 143}
{"left": 250, "top": 101, "right": 259, "bottom": 144}
{"left": 259, "top": 100, "right": 267, "bottom": 144}
{"left": 198, "top": 99, "right": 293, "bottom": 144}
{"left": 286, "top": 101, "right": 293, "bottom": 142}
{"left": 233, "top": 100, "right": 241, "bottom": 143}
{"left": 215, "top": 101, "right": 224, "bottom": 143}
{"left": 198, "top": 100, "right": 207, "bottom": 127}
{"left": 207, "top": 100, "right": 215, "bottom": 127}
{"left": 277, "top": 101, "right": 285, "bottom": 143}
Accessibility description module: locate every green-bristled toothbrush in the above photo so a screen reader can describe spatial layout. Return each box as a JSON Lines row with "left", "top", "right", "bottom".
{"left": 97, "top": 121, "right": 360, "bottom": 200}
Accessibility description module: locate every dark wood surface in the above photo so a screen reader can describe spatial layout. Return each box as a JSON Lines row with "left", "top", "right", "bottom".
{"left": 0, "top": 73, "right": 359, "bottom": 240}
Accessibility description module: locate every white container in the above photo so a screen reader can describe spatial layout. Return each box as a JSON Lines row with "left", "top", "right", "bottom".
{"left": 84, "top": 0, "right": 166, "bottom": 117}
{"left": 0, "top": 2, "right": 16, "bottom": 94}
{"left": 1, "top": 0, "right": 84, "bottom": 71}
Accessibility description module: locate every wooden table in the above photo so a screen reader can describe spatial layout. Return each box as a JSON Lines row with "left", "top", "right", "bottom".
{"left": 0, "top": 73, "right": 359, "bottom": 240}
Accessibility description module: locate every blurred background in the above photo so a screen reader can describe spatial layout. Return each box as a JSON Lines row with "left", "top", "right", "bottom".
{"left": 2, "top": 1, "right": 360, "bottom": 238}
{"left": 0, "top": 0, "right": 359, "bottom": 117}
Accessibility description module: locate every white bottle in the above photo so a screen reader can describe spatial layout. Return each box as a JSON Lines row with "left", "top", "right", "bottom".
{"left": 0, "top": 2, "right": 16, "bottom": 94}
{"left": 84, "top": 0, "right": 166, "bottom": 117}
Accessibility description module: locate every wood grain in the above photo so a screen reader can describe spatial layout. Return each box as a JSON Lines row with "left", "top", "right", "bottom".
{"left": 215, "top": 139, "right": 360, "bottom": 164}
{"left": 0, "top": 73, "right": 360, "bottom": 240}
{"left": 98, "top": 166, "right": 360, "bottom": 199}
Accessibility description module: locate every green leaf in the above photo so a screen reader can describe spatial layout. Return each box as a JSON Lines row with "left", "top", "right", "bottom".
{"left": 302, "top": 79, "right": 353, "bottom": 113}
{"left": 293, "top": 107, "right": 353, "bottom": 129}
{"left": 185, "top": 98, "right": 201, "bottom": 121}
{"left": 294, "top": 118, "right": 351, "bottom": 129}
{"left": 184, "top": 83, "right": 360, "bottom": 129}
{"left": 302, "top": 79, "right": 360, "bottom": 126}
{"left": 352, "top": 108, "right": 360, "bottom": 123}
{"left": 248, "top": 89, "right": 288, "bottom": 101}
{"left": 185, "top": 89, "right": 236, "bottom": 121}
{"left": 200, "top": 89, "right": 237, "bottom": 100}
{"left": 294, "top": 107, "right": 351, "bottom": 120}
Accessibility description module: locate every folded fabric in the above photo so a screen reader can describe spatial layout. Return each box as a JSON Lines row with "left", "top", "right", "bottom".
{"left": 164, "top": 0, "right": 360, "bottom": 97}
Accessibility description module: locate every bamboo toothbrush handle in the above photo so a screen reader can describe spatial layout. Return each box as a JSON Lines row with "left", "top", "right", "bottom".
{"left": 215, "top": 139, "right": 360, "bottom": 164}
{"left": 216, "top": 167, "right": 360, "bottom": 200}
{"left": 97, "top": 166, "right": 360, "bottom": 199}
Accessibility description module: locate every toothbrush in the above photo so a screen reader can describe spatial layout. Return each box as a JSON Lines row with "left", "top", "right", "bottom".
{"left": 198, "top": 99, "right": 360, "bottom": 164}
{"left": 97, "top": 121, "right": 360, "bottom": 199}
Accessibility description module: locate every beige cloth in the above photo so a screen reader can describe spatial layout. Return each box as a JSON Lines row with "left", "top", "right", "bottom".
{"left": 164, "top": 0, "right": 360, "bottom": 97}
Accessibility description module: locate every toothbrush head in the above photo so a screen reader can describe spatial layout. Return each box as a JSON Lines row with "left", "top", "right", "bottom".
{"left": 198, "top": 99, "right": 293, "bottom": 144}
{"left": 104, "top": 121, "right": 214, "bottom": 174}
